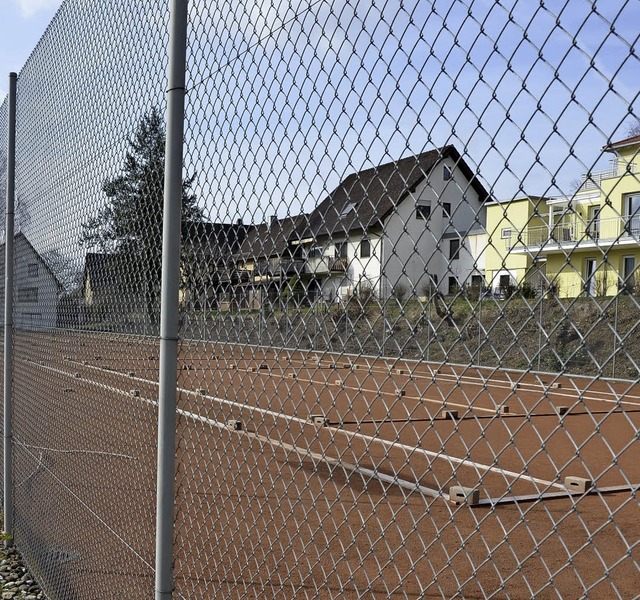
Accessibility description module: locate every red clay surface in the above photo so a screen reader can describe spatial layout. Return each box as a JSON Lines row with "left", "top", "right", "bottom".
{"left": 4, "top": 329, "right": 639, "bottom": 599}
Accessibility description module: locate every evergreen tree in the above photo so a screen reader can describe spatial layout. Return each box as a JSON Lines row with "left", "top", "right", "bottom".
{"left": 80, "top": 107, "right": 204, "bottom": 323}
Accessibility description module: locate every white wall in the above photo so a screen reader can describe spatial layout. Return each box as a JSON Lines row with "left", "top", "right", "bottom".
{"left": 382, "top": 156, "right": 486, "bottom": 296}
{"left": 448, "top": 230, "right": 487, "bottom": 292}
{"left": 307, "top": 235, "right": 383, "bottom": 300}
{"left": 302, "top": 155, "right": 487, "bottom": 300}
{"left": 0, "top": 235, "right": 60, "bottom": 328}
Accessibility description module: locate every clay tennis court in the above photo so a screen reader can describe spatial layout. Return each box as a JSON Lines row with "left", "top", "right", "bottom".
{"left": 7, "top": 329, "right": 640, "bottom": 598}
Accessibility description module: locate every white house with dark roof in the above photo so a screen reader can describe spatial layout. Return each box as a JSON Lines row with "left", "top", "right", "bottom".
{"left": 234, "top": 215, "right": 309, "bottom": 308}
{"left": 180, "top": 220, "right": 248, "bottom": 310}
{"left": 294, "top": 145, "right": 491, "bottom": 300}
{"left": 0, "top": 233, "right": 62, "bottom": 328}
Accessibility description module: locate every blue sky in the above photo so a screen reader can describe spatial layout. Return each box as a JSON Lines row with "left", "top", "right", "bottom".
{"left": 183, "top": 0, "right": 640, "bottom": 221}
{"left": 0, "top": 0, "right": 62, "bottom": 97}
{"left": 1, "top": 0, "right": 639, "bottom": 244}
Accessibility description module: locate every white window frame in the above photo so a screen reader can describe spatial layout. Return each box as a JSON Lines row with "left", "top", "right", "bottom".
{"left": 416, "top": 203, "right": 431, "bottom": 220}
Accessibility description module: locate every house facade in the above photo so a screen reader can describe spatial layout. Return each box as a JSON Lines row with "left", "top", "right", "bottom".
{"left": 0, "top": 233, "right": 62, "bottom": 328}
{"left": 484, "top": 196, "right": 551, "bottom": 295}
{"left": 486, "top": 134, "right": 640, "bottom": 297}
{"left": 234, "top": 215, "right": 309, "bottom": 309}
{"left": 294, "top": 146, "right": 490, "bottom": 300}
{"left": 81, "top": 253, "right": 144, "bottom": 327}
{"left": 180, "top": 221, "right": 248, "bottom": 310}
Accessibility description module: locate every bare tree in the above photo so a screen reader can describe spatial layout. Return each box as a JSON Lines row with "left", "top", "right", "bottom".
{"left": 42, "top": 249, "right": 83, "bottom": 293}
{"left": 627, "top": 119, "right": 640, "bottom": 137}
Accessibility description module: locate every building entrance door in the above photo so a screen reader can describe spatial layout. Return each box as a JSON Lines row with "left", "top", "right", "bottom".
{"left": 585, "top": 258, "right": 597, "bottom": 296}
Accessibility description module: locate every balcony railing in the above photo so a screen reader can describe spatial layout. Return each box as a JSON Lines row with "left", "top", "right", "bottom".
{"left": 329, "top": 257, "right": 349, "bottom": 272}
{"left": 306, "top": 256, "right": 349, "bottom": 274}
{"left": 513, "top": 216, "right": 640, "bottom": 248}
{"left": 254, "top": 259, "right": 306, "bottom": 276}
{"left": 577, "top": 163, "right": 637, "bottom": 191}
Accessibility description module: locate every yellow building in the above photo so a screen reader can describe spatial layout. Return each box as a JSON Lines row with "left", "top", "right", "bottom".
{"left": 485, "top": 134, "right": 640, "bottom": 297}
{"left": 485, "top": 195, "right": 550, "bottom": 295}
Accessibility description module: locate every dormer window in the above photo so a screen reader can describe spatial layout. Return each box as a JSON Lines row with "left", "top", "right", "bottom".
{"left": 340, "top": 203, "right": 356, "bottom": 218}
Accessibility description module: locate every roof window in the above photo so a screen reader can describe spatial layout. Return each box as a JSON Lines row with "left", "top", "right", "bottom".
{"left": 340, "top": 203, "right": 356, "bottom": 218}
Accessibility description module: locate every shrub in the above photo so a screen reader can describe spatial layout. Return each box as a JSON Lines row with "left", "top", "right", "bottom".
{"left": 353, "top": 281, "right": 377, "bottom": 306}
{"left": 391, "top": 282, "right": 408, "bottom": 302}
{"left": 546, "top": 279, "right": 561, "bottom": 298}
{"left": 519, "top": 282, "right": 538, "bottom": 299}
{"left": 595, "top": 268, "right": 611, "bottom": 297}
{"left": 464, "top": 283, "right": 483, "bottom": 301}
{"left": 419, "top": 280, "right": 437, "bottom": 299}
{"left": 500, "top": 282, "right": 517, "bottom": 299}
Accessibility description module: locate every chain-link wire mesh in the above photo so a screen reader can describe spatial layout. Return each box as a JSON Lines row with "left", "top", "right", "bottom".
{"left": 0, "top": 94, "right": 7, "bottom": 508}
{"left": 2, "top": 0, "right": 639, "bottom": 598}
{"left": 5, "top": 1, "right": 171, "bottom": 597}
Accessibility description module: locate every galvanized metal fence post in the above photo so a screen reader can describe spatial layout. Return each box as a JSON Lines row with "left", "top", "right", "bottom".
{"left": 538, "top": 294, "right": 544, "bottom": 371}
{"left": 427, "top": 298, "right": 431, "bottom": 362}
{"left": 3, "top": 72, "right": 17, "bottom": 548}
{"left": 612, "top": 293, "right": 619, "bottom": 378}
{"left": 477, "top": 297, "right": 482, "bottom": 365}
{"left": 155, "top": 1, "right": 188, "bottom": 598}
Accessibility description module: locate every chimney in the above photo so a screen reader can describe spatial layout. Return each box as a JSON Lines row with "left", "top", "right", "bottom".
{"left": 270, "top": 215, "right": 278, "bottom": 227}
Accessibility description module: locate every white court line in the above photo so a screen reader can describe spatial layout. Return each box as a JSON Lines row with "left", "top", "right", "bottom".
{"left": 422, "top": 370, "right": 640, "bottom": 407}
{"left": 298, "top": 363, "right": 640, "bottom": 409}
{"left": 22, "top": 330, "right": 640, "bottom": 402}
{"left": 289, "top": 375, "right": 500, "bottom": 415}
{"left": 35, "top": 358, "right": 564, "bottom": 491}
{"left": 13, "top": 438, "right": 154, "bottom": 571}
{"left": 170, "top": 346, "right": 640, "bottom": 408}
{"left": 16, "top": 441, "right": 136, "bottom": 460}
{"left": 20, "top": 334, "right": 640, "bottom": 407}
{"left": 26, "top": 358, "right": 448, "bottom": 501}
{"left": 175, "top": 406, "right": 450, "bottom": 501}
{"left": 242, "top": 346, "right": 640, "bottom": 404}
{"left": 325, "top": 361, "right": 639, "bottom": 408}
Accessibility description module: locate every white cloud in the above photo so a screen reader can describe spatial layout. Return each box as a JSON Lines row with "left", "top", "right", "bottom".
{"left": 16, "top": 0, "right": 62, "bottom": 19}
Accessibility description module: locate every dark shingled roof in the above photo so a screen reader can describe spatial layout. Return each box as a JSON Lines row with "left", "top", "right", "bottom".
{"left": 187, "top": 221, "right": 248, "bottom": 257}
{"left": 84, "top": 221, "right": 247, "bottom": 287}
{"left": 239, "top": 214, "right": 308, "bottom": 259}
{"left": 302, "top": 145, "right": 491, "bottom": 238}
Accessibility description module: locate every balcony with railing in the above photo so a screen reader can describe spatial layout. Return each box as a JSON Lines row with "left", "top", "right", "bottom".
{"left": 306, "top": 255, "right": 349, "bottom": 274}
{"left": 511, "top": 215, "right": 640, "bottom": 250}
{"left": 253, "top": 258, "right": 306, "bottom": 277}
{"left": 577, "top": 163, "right": 638, "bottom": 192}
{"left": 328, "top": 257, "right": 349, "bottom": 272}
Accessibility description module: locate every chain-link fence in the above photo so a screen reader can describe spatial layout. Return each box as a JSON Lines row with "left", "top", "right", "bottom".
{"left": 2, "top": 0, "right": 639, "bottom": 598}
{"left": 0, "top": 93, "right": 7, "bottom": 518}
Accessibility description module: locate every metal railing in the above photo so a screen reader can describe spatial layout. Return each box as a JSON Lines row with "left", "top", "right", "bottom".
{"left": 253, "top": 258, "right": 306, "bottom": 276}
{"left": 578, "top": 163, "right": 638, "bottom": 191}
{"left": 513, "top": 215, "right": 640, "bottom": 248}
